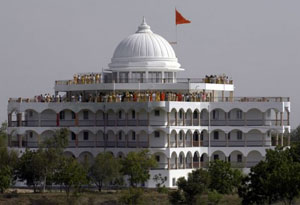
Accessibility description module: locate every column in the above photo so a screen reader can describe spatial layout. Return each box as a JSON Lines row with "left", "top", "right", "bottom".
{"left": 276, "top": 132, "right": 279, "bottom": 146}
{"left": 167, "top": 134, "right": 170, "bottom": 148}
{"left": 176, "top": 133, "right": 178, "bottom": 148}
{"left": 17, "top": 113, "right": 22, "bottom": 127}
{"left": 8, "top": 113, "right": 12, "bottom": 127}
{"left": 244, "top": 113, "right": 247, "bottom": 126}
{"left": 287, "top": 111, "right": 290, "bottom": 126}
{"left": 244, "top": 133, "right": 247, "bottom": 147}
{"left": 225, "top": 112, "right": 228, "bottom": 126}
{"left": 222, "top": 91, "right": 225, "bottom": 102}
{"left": 183, "top": 133, "right": 186, "bottom": 147}
{"left": 137, "top": 134, "right": 140, "bottom": 148}
{"left": 167, "top": 112, "right": 170, "bottom": 126}
{"left": 75, "top": 134, "right": 79, "bottom": 148}
{"left": 198, "top": 112, "right": 201, "bottom": 126}
{"left": 191, "top": 112, "right": 193, "bottom": 126}
{"left": 147, "top": 132, "right": 150, "bottom": 148}
{"left": 262, "top": 134, "right": 265, "bottom": 147}
{"left": 275, "top": 112, "right": 278, "bottom": 126}
{"left": 75, "top": 113, "right": 79, "bottom": 126}
{"left": 38, "top": 113, "right": 41, "bottom": 127}
{"left": 183, "top": 112, "right": 185, "bottom": 126}
{"left": 175, "top": 157, "right": 178, "bottom": 169}
{"left": 225, "top": 133, "right": 228, "bottom": 147}
{"left": 191, "top": 156, "right": 193, "bottom": 169}
{"left": 168, "top": 158, "right": 170, "bottom": 170}
{"left": 280, "top": 133, "right": 284, "bottom": 146}
{"left": 198, "top": 156, "right": 201, "bottom": 168}
{"left": 198, "top": 133, "right": 201, "bottom": 147}
{"left": 115, "top": 134, "right": 118, "bottom": 148}
{"left": 18, "top": 134, "right": 22, "bottom": 148}
{"left": 175, "top": 111, "right": 178, "bottom": 126}
{"left": 280, "top": 112, "right": 283, "bottom": 126}
{"left": 125, "top": 134, "right": 128, "bottom": 148}
{"left": 183, "top": 158, "right": 186, "bottom": 169}
{"left": 56, "top": 113, "right": 60, "bottom": 127}
{"left": 191, "top": 134, "right": 194, "bottom": 147}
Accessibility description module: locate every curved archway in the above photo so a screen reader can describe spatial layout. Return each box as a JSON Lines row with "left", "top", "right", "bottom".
{"left": 200, "top": 109, "right": 208, "bottom": 126}
{"left": 154, "top": 152, "right": 168, "bottom": 169}
{"left": 25, "top": 130, "right": 39, "bottom": 148}
{"left": 246, "top": 108, "right": 263, "bottom": 126}
{"left": 170, "top": 152, "right": 177, "bottom": 169}
{"left": 228, "top": 150, "right": 244, "bottom": 168}
{"left": 78, "top": 151, "right": 94, "bottom": 165}
{"left": 78, "top": 109, "right": 95, "bottom": 126}
{"left": 228, "top": 108, "right": 244, "bottom": 126}
{"left": 24, "top": 109, "right": 39, "bottom": 127}
{"left": 211, "top": 150, "right": 226, "bottom": 161}
{"left": 247, "top": 151, "right": 263, "bottom": 168}
{"left": 193, "top": 151, "right": 200, "bottom": 168}
{"left": 193, "top": 109, "right": 200, "bottom": 126}
{"left": 78, "top": 130, "right": 95, "bottom": 147}
{"left": 186, "top": 151, "right": 193, "bottom": 169}
{"left": 200, "top": 153, "right": 209, "bottom": 168}
{"left": 40, "top": 109, "right": 57, "bottom": 127}
{"left": 178, "top": 152, "right": 185, "bottom": 169}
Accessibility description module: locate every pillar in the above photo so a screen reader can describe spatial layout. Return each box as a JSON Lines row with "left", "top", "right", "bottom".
{"left": 17, "top": 113, "right": 22, "bottom": 127}
{"left": 222, "top": 90, "right": 225, "bottom": 102}
{"left": 147, "top": 133, "right": 150, "bottom": 148}
{"left": 115, "top": 134, "right": 118, "bottom": 148}
{"left": 244, "top": 133, "right": 247, "bottom": 147}
{"left": 168, "top": 158, "right": 170, "bottom": 170}
{"left": 8, "top": 113, "right": 12, "bottom": 127}
{"left": 183, "top": 112, "right": 185, "bottom": 126}
{"left": 275, "top": 112, "right": 278, "bottom": 126}
{"left": 75, "top": 113, "right": 79, "bottom": 126}
{"left": 175, "top": 111, "right": 178, "bottom": 126}
{"left": 38, "top": 113, "right": 41, "bottom": 127}
{"left": 75, "top": 134, "right": 79, "bottom": 148}
{"left": 125, "top": 113, "right": 128, "bottom": 126}
{"left": 176, "top": 133, "right": 178, "bottom": 148}
{"left": 167, "top": 112, "right": 170, "bottom": 126}
{"left": 18, "top": 134, "right": 22, "bottom": 148}
{"left": 191, "top": 112, "right": 193, "bottom": 126}
{"left": 175, "top": 157, "right": 178, "bottom": 169}
{"left": 191, "top": 156, "right": 193, "bottom": 169}
{"left": 126, "top": 134, "right": 128, "bottom": 148}
{"left": 56, "top": 113, "right": 60, "bottom": 127}
{"left": 225, "top": 133, "right": 228, "bottom": 147}
{"left": 225, "top": 112, "right": 228, "bottom": 126}
{"left": 244, "top": 113, "right": 247, "bottom": 126}
{"left": 262, "top": 134, "right": 265, "bottom": 147}
{"left": 280, "top": 133, "right": 284, "bottom": 146}
{"left": 183, "top": 157, "right": 186, "bottom": 169}
{"left": 198, "top": 112, "right": 201, "bottom": 126}
{"left": 287, "top": 111, "right": 290, "bottom": 126}
{"left": 280, "top": 112, "right": 283, "bottom": 126}
{"left": 276, "top": 132, "right": 279, "bottom": 146}
{"left": 183, "top": 133, "right": 186, "bottom": 147}
{"left": 167, "top": 134, "right": 170, "bottom": 148}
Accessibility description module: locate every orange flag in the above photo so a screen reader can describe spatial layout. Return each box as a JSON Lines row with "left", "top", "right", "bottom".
{"left": 176, "top": 9, "right": 191, "bottom": 25}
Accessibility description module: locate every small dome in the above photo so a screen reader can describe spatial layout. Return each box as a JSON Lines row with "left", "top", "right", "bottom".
{"left": 108, "top": 18, "right": 182, "bottom": 71}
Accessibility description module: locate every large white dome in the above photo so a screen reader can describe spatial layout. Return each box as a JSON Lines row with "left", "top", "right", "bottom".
{"left": 108, "top": 18, "right": 182, "bottom": 71}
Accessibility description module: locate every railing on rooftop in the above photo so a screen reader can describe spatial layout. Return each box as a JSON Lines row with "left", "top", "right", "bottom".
{"left": 55, "top": 77, "right": 234, "bottom": 85}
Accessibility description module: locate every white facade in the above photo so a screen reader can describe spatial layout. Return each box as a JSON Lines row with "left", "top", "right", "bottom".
{"left": 7, "top": 18, "right": 291, "bottom": 188}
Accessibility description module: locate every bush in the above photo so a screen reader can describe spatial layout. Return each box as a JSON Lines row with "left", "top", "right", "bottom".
{"left": 208, "top": 190, "right": 223, "bottom": 204}
{"left": 157, "top": 186, "right": 168, "bottom": 194}
{"left": 168, "top": 190, "right": 185, "bottom": 205}
{"left": 119, "top": 188, "right": 144, "bottom": 205}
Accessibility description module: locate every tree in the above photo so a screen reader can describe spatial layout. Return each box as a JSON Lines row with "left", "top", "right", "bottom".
{"left": 15, "top": 149, "right": 46, "bottom": 192}
{"left": 54, "top": 156, "right": 89, "bottom": 197}
{"left": 89, "top": 152, "right": 121, "bottom": 191}
{"left": 169, "top": 169, "right": 210, "bottom": 204}
{"left": 238, "top": 147, "right": 300, "bottom": 205}
{"left": 208, "top": 160, "right": 242, "bottom": 194}
{"left": 121, "top": 150, "right": 157, "bottom": 187}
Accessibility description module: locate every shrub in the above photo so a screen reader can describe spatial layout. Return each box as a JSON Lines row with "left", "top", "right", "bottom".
{"left": 119, "top": 188, "right": 144, "bottom": 205}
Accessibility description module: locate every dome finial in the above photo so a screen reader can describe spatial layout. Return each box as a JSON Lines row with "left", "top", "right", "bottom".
{"left": 136, "top": 16, "right": 152, "bottom": 33}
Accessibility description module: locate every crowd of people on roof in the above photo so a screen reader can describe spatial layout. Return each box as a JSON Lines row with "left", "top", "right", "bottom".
{"left": 71, "top": 73, "right": 101, "bottom": 84}
{"left": 204, "top": 74, "right": 232, "bottom": 84}
{"left": 14, "top": 91, "right": 213, "bottom": 103}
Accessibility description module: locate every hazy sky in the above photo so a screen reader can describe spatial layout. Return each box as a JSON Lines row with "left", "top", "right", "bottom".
{"left": 0, "top": 0, "right": 299, "bottom": 127}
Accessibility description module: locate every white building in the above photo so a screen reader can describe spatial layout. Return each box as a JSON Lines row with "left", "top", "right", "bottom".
{"left": 7, "top": 18, "right": 291, "bottom": 188}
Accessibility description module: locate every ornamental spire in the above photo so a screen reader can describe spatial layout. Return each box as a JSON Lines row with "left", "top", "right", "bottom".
{"left": 136, "top": 17, "right": 152, "bottom": 33}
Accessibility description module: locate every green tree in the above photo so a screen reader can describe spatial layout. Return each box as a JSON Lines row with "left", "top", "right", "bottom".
{"left": 89, "top": 152, "right": 121, "bottom": 191}
{"left": 15, "top": 149, "right": 46, "bottom": 192}
{"left": 54, "top": 156, "right": 89, "bottom": 197}
{"left": 238, "top": 147, "right": 300, "bottom": 205}
{"left": 169, "top": 169, "right": 210, "bottom": 204}
{"left": 208, "top": 160, "right": 242, "bottom": 194}
{"left": 121, "top": 150, "right": 157, "bottom": 187}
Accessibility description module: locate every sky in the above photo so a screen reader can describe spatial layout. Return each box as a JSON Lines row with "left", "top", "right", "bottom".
{"left": 0, "top": 0, "right": 299, "bottom": 128}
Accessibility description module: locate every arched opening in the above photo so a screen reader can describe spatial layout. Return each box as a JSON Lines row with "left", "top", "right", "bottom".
{"left": 247, "top": 151, "right": 263, "bottom": 168}
{"left": 210, "top": 108, "right": 226, "bottom": 126}
{"left": 186, "top": 130, "right": 192, "bottom": 147}
{"left": 211, "top": 129, "right": 226, "bottom": 147}
{"left": 229, "top": 150, "right": 244, "bottom": 168}
{"left": 95, "top": 110, "right": 105, "bottom": 126}
{"left": 107, "top": 130, "right": 116, "bottom": 147}
{"left": 78, "top": 130, "right": 95, "bottom": 147}
{"left": 78, "top": 151, "right": 94, "bottom": 165}
{"left": 128, "top": 130, "right": 137, "bottom": 148}
{"left": 25, "top": 130, "right": 39, "bottom": 148}
{"left": 170, "top": 152, "right": 177, "bottom": 169}
{"left": 117, "top": 152, "right": 125, "bottom": 159}
{"left": 200, "top": 153, "right": 209, "bottom": 168}
{"left": 78, "top": 109, "right": 95, "bottom": 126}
{"left": 107, "top": 109, "right": 116, "bottom": 126}
{"left": 186, "top": 152, "right": 193, "bottom": 169}
{"left": 116, "top": 109, "right": 126, "bottom": 126}
{"left": 185, "top": 109, "right": 193, "bottom": 126}
{"left": 211, "top": 150, "right": 226, "bottom": 161}
{"left": 150, "top": 130, "right": 167, "bottom": 148}
{"left": 177, "top": 109, "right": 185, "bottom": 126}
{"left": 68, "top": 131, "right": 77, "bottom": 148}
{"left": 139, "top": 130, "right": 148, "bottom": 148}
{"left": 193, "top": 109, "right": 200, "bottom": 126}
{"left": 178, "top": 130, "right": 184, "bottom": 147}
{"left": 201, "top": 130, "right": 208, "bottom": 146}
{"left": 246, "top": 108, "right": 263, "bottom": 126}
{"left": 193, "top": 130, "right": 200, "bottom": 147}
{"left": 170, "top": 108, "right": 177, "bottom": 126}
{"left": 154, "top": 152, "right": 168, "bottom": 169}
{"left": 178, "top": 152, "right": 185, "bottom": 169}
{"left": 228, "top": 129, "right": 244, "bottom": 147}
{"left": 228, "top": 108, "right": 244, "bottom": 126}
{"left": 40, "top": 109, "right": 57, "bottom": 127}
{"left": 117, "top": 130, "right": 126, "bottom": 147}
{"left": 200, "top": 109, "right": 208, "bottom": 126}
{"left": 170, "top": 130, "right": 177, "bottom": 148}
{"left": 96, "top": 130, "right": 105, "bottom": 147}
{"left": 193, "top": 152, "right": 200, "bottom": 168}
{"left": 59, "top": 109, "right": 76, "bottom": 127}
{"left": 246, "top": 129, "right": 264, "bottom": 147}
{"left": 24, "top": 109, "right": 39, "bottom": 127}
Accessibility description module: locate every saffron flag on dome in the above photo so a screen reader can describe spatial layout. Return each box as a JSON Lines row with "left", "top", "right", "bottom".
{"left": 176, "top": 9, "right": 191, "bottom": 25}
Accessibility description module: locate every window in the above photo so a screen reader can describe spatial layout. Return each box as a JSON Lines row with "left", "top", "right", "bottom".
{"left": 213, "top": 131, "right": 219, "bottom": 140}
{"left": 119, "top": 132, "right": 122, "bottom": 140}
{"left": 179, "top": 132, "right": 183, "bottom": 140}
{"left": 118, "top": 110, "right": 122, "bottom": 119}
{"left": 214, "top": 154, "right": 219, "bottom": 160}
{"left": 119, "top": 72, "right": 129, "bottom": 83}
{"left": 60, "top": 111, "right": 65, "bottom": 120}
{"left": 237, "top": 110, "right": 243, "bottom": 119}
{"left": 237, "top": 154, "right": 242, "bottom": 163}
{"left": 131, "top": 110, "right": 136, "bottom": 119}
{"left": 155, "top": 155, "right": 160, "bottom": 162}
{"left": 237, "top": 131, "right": 243, "bottom": 140}
{"left": 193, "top": 111, "right": 198, "bottom": 119}
{"left": 71, "top": 132, "right": 76, "bottom": 140}
{"left": 172, "top": 178, "right": 176, "bottom": 186}
{"left": 212, "top": 110, "right": 219, "bottom": 120}
{"left": 83, "top": 111, "right": 89, "bottom": 120}
{"left": 154, "top": 131, "right": 160, "bottom": 138}
{"left": 164, "top": 72, "right": 173, "bottom": 83}
{"left": 149, "top": 72, "right": 162, "bottom": 83}
{"left": 132, "top": 72, "right": 145, "bottom": 83}
{"left": 71, "top": 111, "right": 76, "bottom": 119}
{"left": 154, "top": 110, "right": 160, "bottom": 116}
{"left": 132, "top": 131, "right": 136, "bottom": 140}
{"left": 83, "top": 131, "right": 89, "bottom": 140}
{"left": 179, "top": 110, "right": 183, "bottom": 119}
